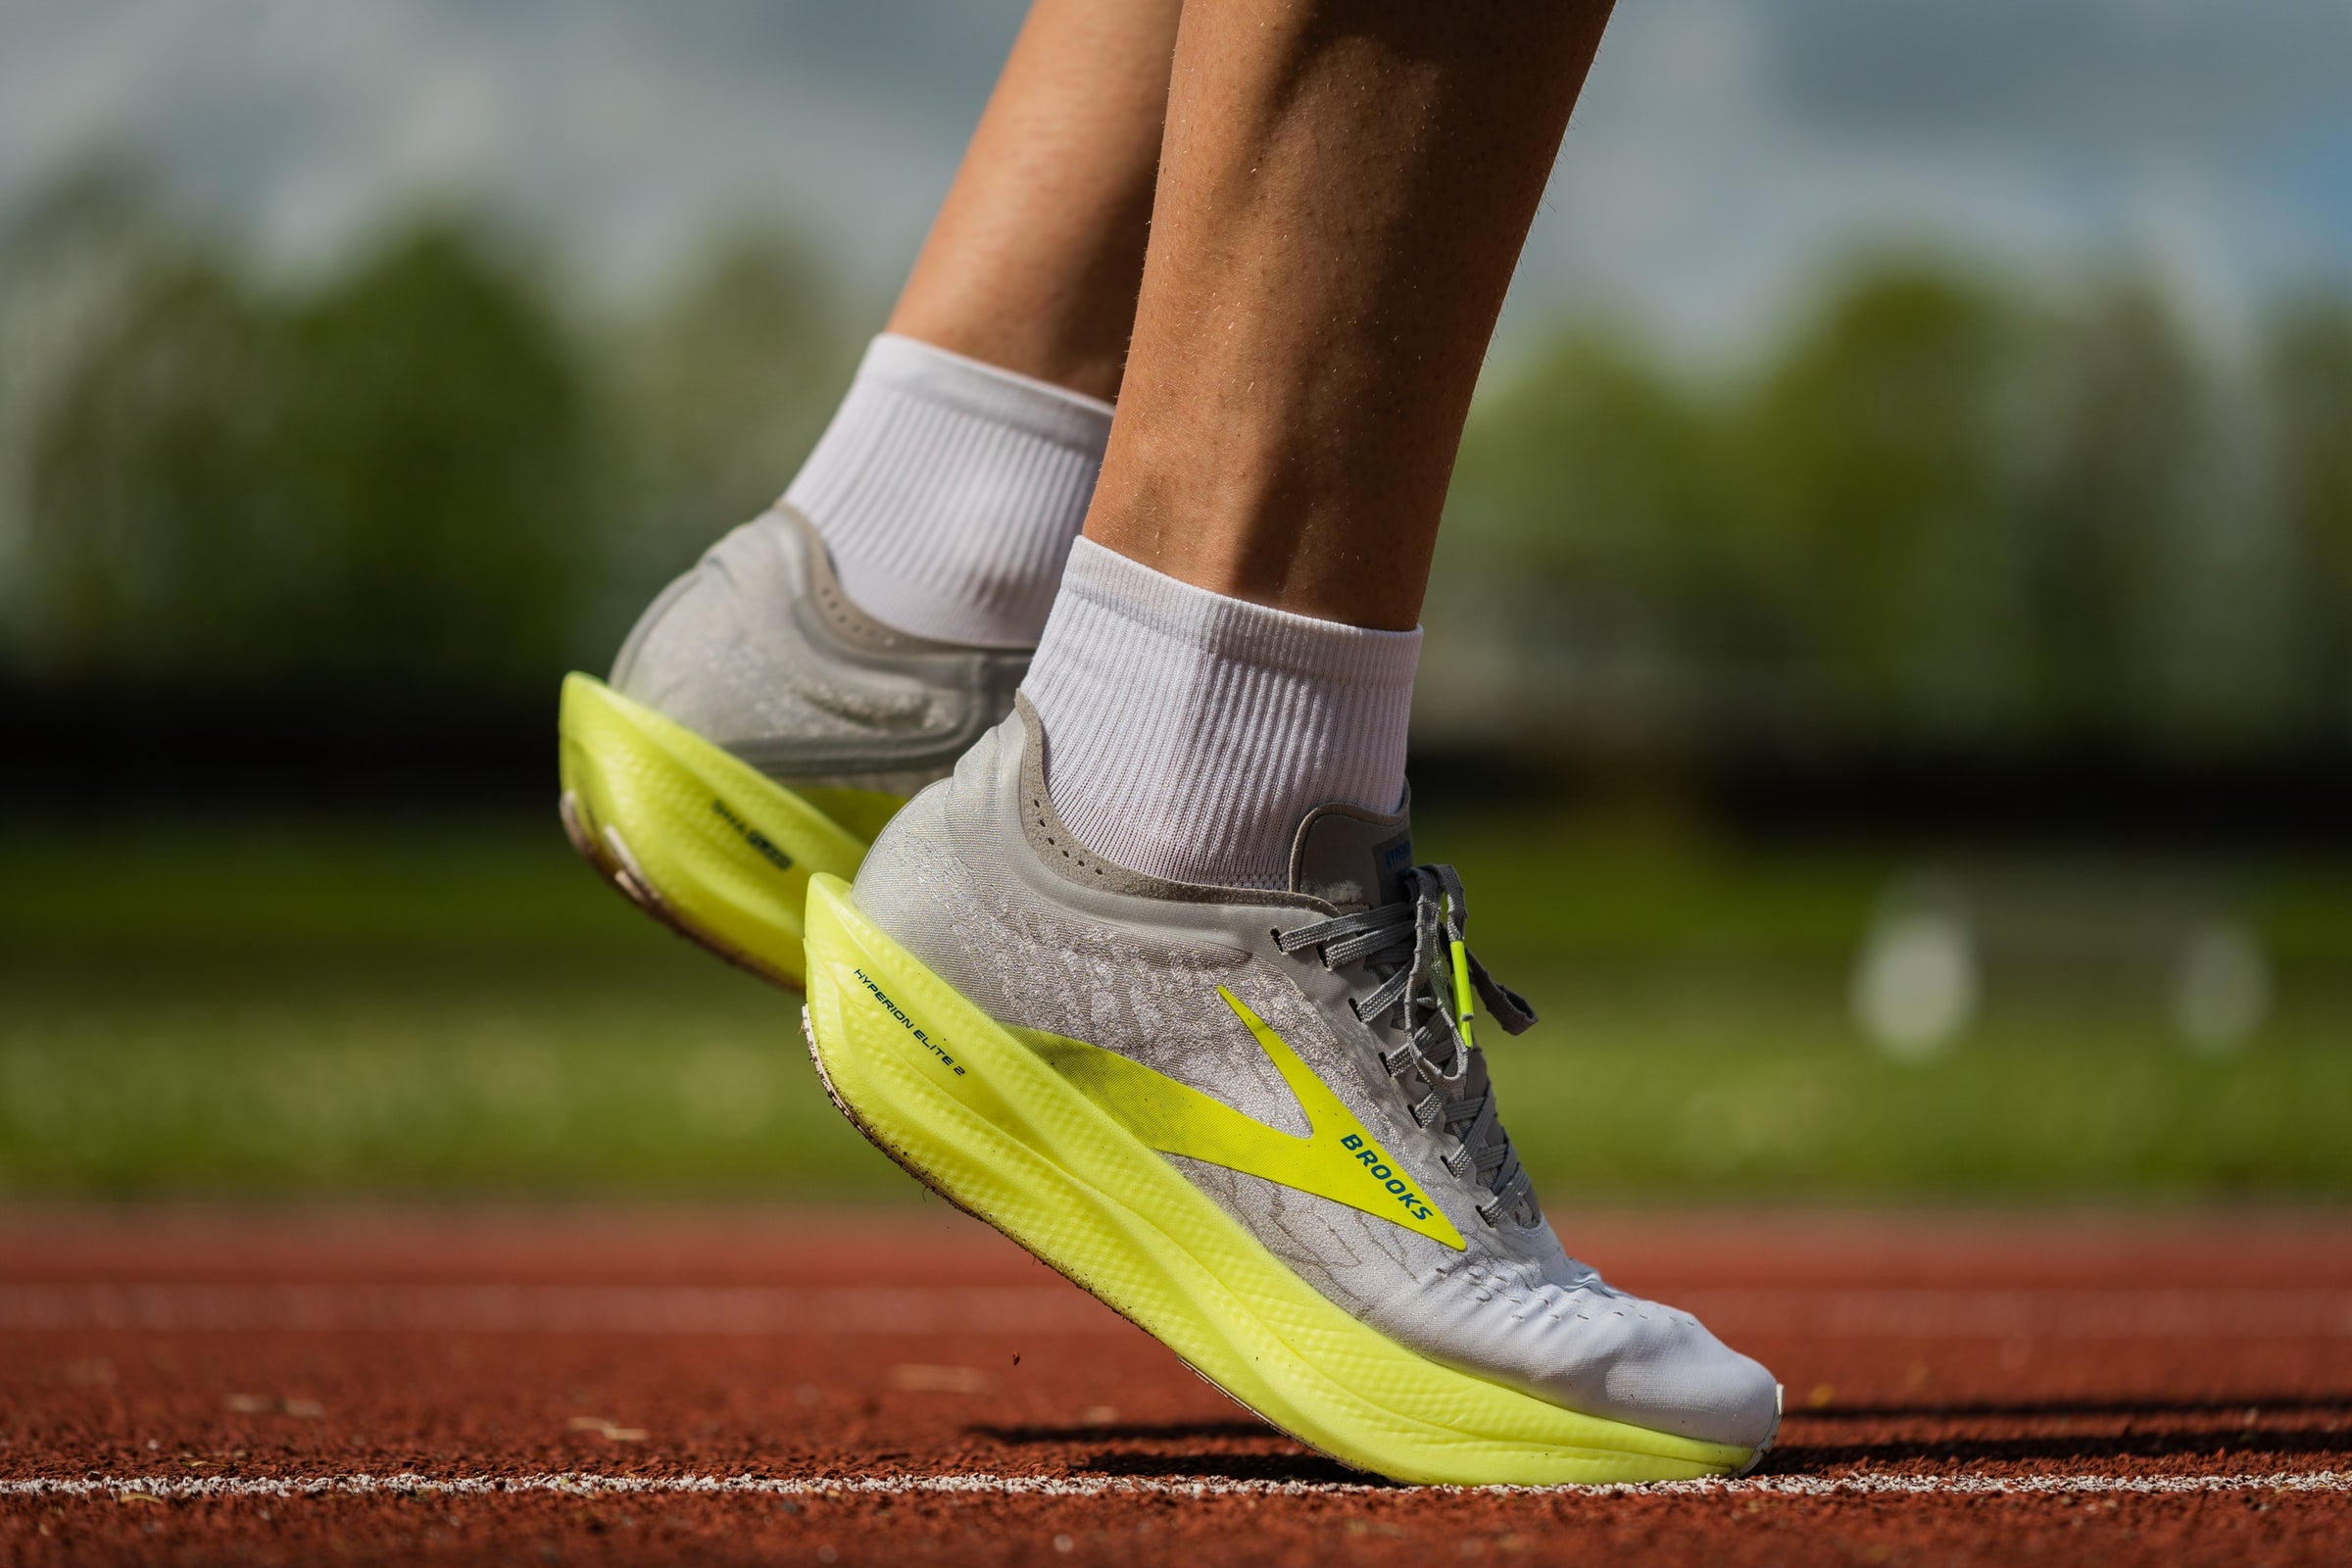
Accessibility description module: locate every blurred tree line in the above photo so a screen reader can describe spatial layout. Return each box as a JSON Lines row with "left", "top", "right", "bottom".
{"left": 1425, "top": 268, "right": 2352, "bottom": 770}
{"left": 3, "top": 167, "right": 2349, "bottom": 781}
{"left": 0, "top": 169, "right": 854, "bottom": 702}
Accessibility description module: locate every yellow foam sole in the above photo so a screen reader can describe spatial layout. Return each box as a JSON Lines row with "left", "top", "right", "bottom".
{"left": 557, "top": 673, "right": 903, "bottom": 991}
{"left": 800, "top": 873, "right": 1757, "bottom": 1486}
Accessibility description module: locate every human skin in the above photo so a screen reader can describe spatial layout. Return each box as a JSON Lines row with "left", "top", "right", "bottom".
{"left": 886, "top": 0, "right": 1186, "bottom": 404}
{"left": 891, "top": 0, "right": 1614, "bottom": 631}
{"left": 1084, "top": 0, "right": 1616, "bottom": 631}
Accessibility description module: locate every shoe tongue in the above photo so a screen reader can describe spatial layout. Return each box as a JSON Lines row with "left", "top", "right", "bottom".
{"left": 1288, "top": 795, "right": 1414, "bottom": 911}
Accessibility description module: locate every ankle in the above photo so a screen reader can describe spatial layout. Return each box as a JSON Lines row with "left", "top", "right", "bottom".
{"left": 1022, "top": 538, "right": 1420, "bottom": 889}
{"left": 785, "top": 334, "right": 1114, "bottom": 647}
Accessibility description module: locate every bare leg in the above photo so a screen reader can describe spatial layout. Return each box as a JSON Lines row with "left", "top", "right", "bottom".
{"left": 1086, "top": 0, "right": 1615, "bottom": 630}
{"left": 887, "top": 0, "right": 1186, "bottom": 403}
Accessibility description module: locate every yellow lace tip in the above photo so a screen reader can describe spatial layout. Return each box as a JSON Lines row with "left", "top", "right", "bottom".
{"left": 1448, "top": 937, "right": 1476, "bottom": 1051}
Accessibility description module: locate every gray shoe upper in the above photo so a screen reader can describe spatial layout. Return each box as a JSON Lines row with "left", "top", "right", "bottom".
{"left": 611, "top": 508, "right": 1030, "bottom": 797}
{"left": 853, "top": 703, "right": 1782, "bottom": 1449}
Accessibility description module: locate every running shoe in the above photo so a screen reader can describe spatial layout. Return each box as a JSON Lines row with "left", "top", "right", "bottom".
{"left": 558, "top": 507, "right": 1028, "bottom": 990}
{"left": 800, "top": 700, "right": 1781, "bottom": 1485}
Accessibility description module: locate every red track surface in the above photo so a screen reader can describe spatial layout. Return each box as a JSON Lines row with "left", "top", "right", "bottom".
{"left": 3, "top": 1206, "right": 2347, "bottom": 1565}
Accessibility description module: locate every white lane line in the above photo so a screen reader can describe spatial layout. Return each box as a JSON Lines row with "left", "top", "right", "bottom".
{"left": 1, "top": 1470, "right": 2344, "bottom": 1501}
{"left": 2, "top": 1285, "right": 2348, "bottom": 1339}
{"left": 0, "top": 1285, "right": 1121, "bottom": 1336}
{"left": 1675, "top": 1289, "right": 2352, "bottom": 1341}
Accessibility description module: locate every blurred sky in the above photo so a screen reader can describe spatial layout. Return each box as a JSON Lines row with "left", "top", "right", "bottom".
{"left": 5, "top": 0, "right": 2350, "bottom": 361}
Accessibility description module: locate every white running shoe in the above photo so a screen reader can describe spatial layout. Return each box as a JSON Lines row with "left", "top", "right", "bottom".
{"left": 801, "top": 700, "right": 1781, "bottom": 1484}
{"left": 558, "top": 507, "right": 1027, "bottom": 989}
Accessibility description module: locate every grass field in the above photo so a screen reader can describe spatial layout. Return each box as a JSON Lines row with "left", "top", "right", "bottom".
{"left": 3, "top": 814, "right": 2349, "bottom": 1200}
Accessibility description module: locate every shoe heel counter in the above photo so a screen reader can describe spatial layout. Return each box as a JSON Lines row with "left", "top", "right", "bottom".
{"left": 849, "top": 775, "right": 977, "bottom": 976}
{"left": 612, "top": 514, "right": 824, "bottom": 728}
{"left": 608, "top": 562, "right": 708, "bottom": 696}
{"left": 848, "top": 714, "right": 1018, "bottom": 1005}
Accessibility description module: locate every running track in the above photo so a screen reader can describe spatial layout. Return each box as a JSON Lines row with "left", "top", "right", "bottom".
{"left": 3, "top": 1207, "right": 2347, "bottom": 1564}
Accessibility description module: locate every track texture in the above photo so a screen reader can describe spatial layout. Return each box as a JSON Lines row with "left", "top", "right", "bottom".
{"left": 2, "top": 1207, "right": 2346, "bottom": 1565}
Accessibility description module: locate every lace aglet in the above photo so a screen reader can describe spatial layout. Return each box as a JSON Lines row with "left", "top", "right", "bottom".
{"left": 1449, "top": 936, "right": 1477, "bottom": 1053}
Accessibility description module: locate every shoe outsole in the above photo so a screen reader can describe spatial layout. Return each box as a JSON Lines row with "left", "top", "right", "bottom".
{"left": 800, "top": 873, "right": 1767, "bottom": 1487}
{"left": 556, "top": 672, "right": 900, "bottom": 992}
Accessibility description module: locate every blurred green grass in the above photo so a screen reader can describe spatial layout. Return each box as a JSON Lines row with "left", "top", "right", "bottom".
{"left": 2, "top": 815, "right": 2347, "bottom": 1200}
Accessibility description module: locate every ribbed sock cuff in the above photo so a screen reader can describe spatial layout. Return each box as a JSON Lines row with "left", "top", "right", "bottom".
{"left": 1022, "top": 539, "right": 1421, "bottom": 890}
{"left": 784, "top": 334, "right": 1113, "bottom": 647}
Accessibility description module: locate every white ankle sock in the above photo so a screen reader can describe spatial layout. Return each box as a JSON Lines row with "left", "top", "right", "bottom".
{"left": 1023, "top": 539, "right": 1421, "bottom": 890}
{"left": 783, "top": 334, "right": 1113, "bottom": 647}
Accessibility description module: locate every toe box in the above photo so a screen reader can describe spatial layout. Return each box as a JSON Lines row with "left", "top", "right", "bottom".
{"left": 1373, "top": 1267, "right": 1783, "bottom": 1451}
{"left": 1567, "top": 1295, "right": 1781, "bottom": 1448}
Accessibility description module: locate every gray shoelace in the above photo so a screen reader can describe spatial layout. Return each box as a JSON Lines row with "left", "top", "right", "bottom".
{"left": 1276, "top": 865, "right": 1541, "bottom": 1228}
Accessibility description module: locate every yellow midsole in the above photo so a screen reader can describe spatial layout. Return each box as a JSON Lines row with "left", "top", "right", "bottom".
{"left": 800, "top": 873, "right": 1754, "bottom": 1487}
{"left": 557, "top": 673, "right": 901, "bottom": 989}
